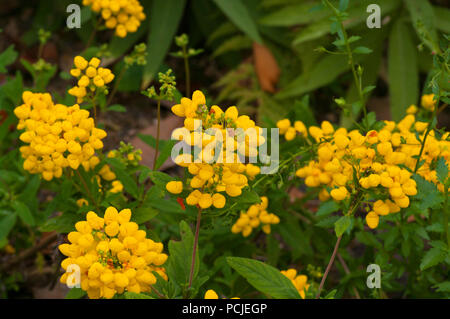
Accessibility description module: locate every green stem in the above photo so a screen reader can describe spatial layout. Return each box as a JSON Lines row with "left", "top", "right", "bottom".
{"left": 188, "top": 207, "right": 202, "bottom": 294}
{"left": 106, "top": 66, "right": 127, "bottom": 107}
{"left": 414, "top": 97, "right": 439, "bottom": 174}
{"left": 323, "top": 0, "right": 367, "bottom": 125}
{"left": 75, "top": 170, "right": 98, "bottom": 210}
{"left": 444, "top": 187, "right": 449, "bottom": 247}
{"left": 152, "top": 100, "right": 161, "bottom": 170}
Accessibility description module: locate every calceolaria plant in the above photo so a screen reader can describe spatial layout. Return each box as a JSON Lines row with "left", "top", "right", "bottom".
{"left": 0, "top": 0, "right": 448, "bottom": 301}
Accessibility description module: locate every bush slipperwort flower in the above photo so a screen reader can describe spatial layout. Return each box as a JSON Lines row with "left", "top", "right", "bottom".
{"left": 68, "top": 56, "right": 115, "bottom": 104}
{"left": 14, "top": 92, "right": 107, "bottom": 181}
{"left": 231, "top": 196, "right": 280, "bottom": 237}
{"left": 166, "top": 90, "right": 266, "bottom": 210}
{"left": 82, "top": 0, "right": 146, "bottom": 38}
{"left": 281, "top": 269, "right": 310, "bottom": 299}
{"left": 278, "top": 104, "right": 449, "bottom": 229}
{"left": 59, "top": 207, "right": 168, "bottom": 299}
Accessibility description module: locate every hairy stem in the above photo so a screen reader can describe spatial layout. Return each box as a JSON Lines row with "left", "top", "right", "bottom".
{"left": 316, "top": 235, "right": 342, "bottom": 299}
{"left": 106, "top": 66, "right": 126, "bottom": 107}
{"left": 188, "top": 207, "right": 202, "bottom": 292}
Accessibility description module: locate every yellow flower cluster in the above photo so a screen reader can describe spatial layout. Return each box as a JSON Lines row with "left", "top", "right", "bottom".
{"left": 14, "top": 91, "right": 106, "bottom": 181}
{"left": 166, "top": 90, "right": 265, "bottom": 209}
{"left": 59, "top": 207, "right": 168, "bottom": 299}
{"left": 68, "top": 56, "right": 114, "bottom": 104}
{"left": 277, "top": 118, "right": 308, "bottom": 141}
{"left": 98, "top": 164, "right": 124, "bottom": 194}
{"left": 281, "top": 110, "right": 449, "bottom": 229}
{"left": 281, "top": 269, "right": 309, "bottom": 299}
{"left": 82, "top": 0, "right": 146, "bottom": 38}
{"left": 231, "top": 196, "right": 280, "bottom": 237}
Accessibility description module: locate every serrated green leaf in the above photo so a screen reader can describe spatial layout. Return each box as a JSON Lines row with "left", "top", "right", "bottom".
{"left": 334, "top": 215, "right": 351, "bottom": 237}
{"left": 227, "top": 257, "right": 301, "bottom": 299}
{"left": 436, "top": 157, "right": 448, "bottom": 184}
{"left": 0, "top": 45, "right": 18, "bottom": 73}
{"left": 167, "top": 221, "right": 199, "bottom": 289}
{"left": 412, "top": 174, "right": 444, "bottom": 210}
{"left": 420, "top": 247, "right": 446, "bottom": 270}
{"left": 132, "top": 206, "right": 159, "bottom": 224}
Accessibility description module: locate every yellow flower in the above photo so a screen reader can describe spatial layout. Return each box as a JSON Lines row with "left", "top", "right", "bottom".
{"left": 59, "top": 206, "right": 168, "bottom": 299}
{"left": 421, "top": 94, "right": 436, "bottom": 111}
{"left": 166, "top": 181, "right": 183, "bottom": 194}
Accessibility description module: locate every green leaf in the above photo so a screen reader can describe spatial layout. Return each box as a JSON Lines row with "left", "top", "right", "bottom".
{"left": 167, "top": 221, "right": 199, "bottom": 288}
{"left": 276, "top": 54, "right": 349, "bottom": 99}
{"left": 353, "top": 46, "right": 373, "bottom": 54}
{"left": 155, "top": 140, "right": 177, "bottom": 170}
{"left": 412, "top": 174, "right": 444, "bottom": 210}
{"left": 211, "top": 35, "right": 252, "bottom": 57}
{"left": 106, "top": 159, "right": 139, "bottom": 198}
{"left": 259, "top": 2, "right": 331, "bottom": 27}
{"left": 213, "top": 0, "right": 262, "bottom": 43}
{"left": 147, "top": 171, "right": 174, "bottom": 188}
{"left": 433, "top": 6, "right": 450, "bottom": 33}
{"left": 293, "top": 96, "right": 317, "bottom": 127}
{"left": 436, "top": 157, "right": 449, "bottom": 185}
{"left": 226, "top": 257, "right": 301, "bottom": 299}
{"left": 40, "top": 212, "right": 80, "bottom": 233}
{"left": 142, "top": 0, "right": 187, "bottom": 88}
{"left": 12, "top": 201, "right": 35, "bottom": 226}
{"left": 292, "top": 0, "right": 400, "bottom": 46}
{"left": 405, "top": 0, "right": 439, "bottom": 52}
{"left": 433, "top": 281, "right": 450, "bottom": 293}
{"left": 123, "top": 292, "right": 153, "bottom": 299}
{"left": 236, "top": 188, "right": 261, "bottom": 205}
{"left": 0, "top": 212, "right": 17, "bottom": 241}
{"left": 334, "top": 215, "right": 351, "bottom": 237}
{"left": 0, "top": 45, "right": 18, "bottom": 73}
{"left": 65, "top": 288, "right": 86, "bottom": 299}
{"left": 106, "top": 104, "right": 127, "bottom": 113}
{"left": 132, "top": 206, "right": 159, "bottom": 224}
{"left": 316, "top": 215, "right": 339, "bottom": 228}
{"left": 420, "top": 246, "right": 447, "bottom": 271}
{"left": 316, "top": 201, "right": 340, "bottom": 217}
{"left": 388, "top": 19, "right": 419, "bottom": 121}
